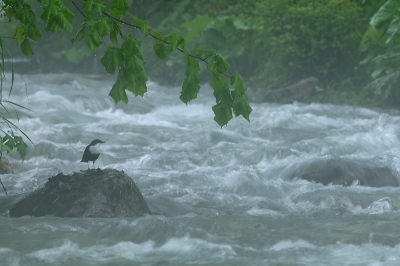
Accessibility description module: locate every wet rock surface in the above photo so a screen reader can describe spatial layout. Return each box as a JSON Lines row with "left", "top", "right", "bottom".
{"left": 9, "top": 169, "right": 151, "bottom": 218}
{"left": 290, "top": 159, "right": 399, "bottom": 187}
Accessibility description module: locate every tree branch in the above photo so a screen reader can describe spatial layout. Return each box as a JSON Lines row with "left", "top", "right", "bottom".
{"left": 70, "top": 1, "right": 212, "bottom": 65}
{"left": 102, "top": 11, "right": 212, "bottom": 65}
{"left": 71, "top": 1, "right": 85, "bottom": 17}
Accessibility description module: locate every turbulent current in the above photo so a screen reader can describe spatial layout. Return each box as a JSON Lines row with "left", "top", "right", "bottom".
{"left": 1, "top": 73, "right": 400, "bottom": 265}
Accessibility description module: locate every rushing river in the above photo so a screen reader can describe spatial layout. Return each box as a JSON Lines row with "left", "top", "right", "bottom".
{"left": 1, "top": 73, "right": 400, "bottom": 265}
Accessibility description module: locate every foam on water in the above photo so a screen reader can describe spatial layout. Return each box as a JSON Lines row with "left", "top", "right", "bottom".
{"left": 266, "top": 240, "right": 400, "bottom": 265}
{"left": 1, "top": 73, "right": 400, "bottom": 264}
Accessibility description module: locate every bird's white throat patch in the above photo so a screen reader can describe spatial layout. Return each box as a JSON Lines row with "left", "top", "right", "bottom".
{"left": 89, "top": 143, "right": 103, "bottom": 154}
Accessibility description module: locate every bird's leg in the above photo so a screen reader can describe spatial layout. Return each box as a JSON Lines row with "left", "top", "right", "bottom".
{"left": 93, "top": 161, "right": 95, "bottom": 169}
{"left": 87, "top": 162, "right": 89, "bottom": 170}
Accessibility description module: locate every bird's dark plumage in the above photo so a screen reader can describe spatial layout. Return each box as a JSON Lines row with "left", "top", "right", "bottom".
{"left": 81, "top": 139, "right": 105, "bottom": 169}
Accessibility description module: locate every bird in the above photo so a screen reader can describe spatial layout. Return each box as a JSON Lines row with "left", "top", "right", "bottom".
{"left": 81, "top": 139, "right": 105, "bottom": 169}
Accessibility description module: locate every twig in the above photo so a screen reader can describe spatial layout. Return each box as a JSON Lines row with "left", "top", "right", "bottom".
{"left": 71, "top": 1, "right": 85, "bottom": 17}
{"left": 102, "top": 12, "right": 211, "bottom": 65}
{"left": 70, "top": 1, "right": 212, "bottom": 65}
{"left": 0, "top": 178, "right": 7, "bottom": 194}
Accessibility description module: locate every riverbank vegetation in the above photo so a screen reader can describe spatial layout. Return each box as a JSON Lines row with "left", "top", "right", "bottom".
{"left": 1, "top": 0, "right": 400, "bottom": 108}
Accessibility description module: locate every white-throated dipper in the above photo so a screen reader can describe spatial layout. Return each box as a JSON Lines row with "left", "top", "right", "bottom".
{"left": 81, "top": 139, "right": 105, "bottom": 169}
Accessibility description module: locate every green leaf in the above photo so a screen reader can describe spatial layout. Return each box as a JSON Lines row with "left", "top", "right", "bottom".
{"left": 110, "top": 63, "right": 148, "bottom": 102}
{"left": 370, "top": 0, "right": 400, "bottom": 26}
{"left": 230, "top": 72, "right": 248, "bottom": 94}
{"left": 387, "top": 16, "right": 400, "bottom": 44}
{"left": 40, "top": 0, "right": 74, "bottom": 33}
{"left": 2, "top": 134, "right": 15, "bottom": 154}
{"left": 153, "top": 31, "right": 164, "bottom": 40}
{"left": 13, "top": 135, "right": 28, "bottom": 160}
{"left": 207, "top": 54, "right": 230, "bottom": 75}
{"left": 86, "top": 29, "right": 103, "bottom": 52}
{"left": 0, "top": 132, "right": 27, "bottom": 158}
{"left": 110, "top": 30, "right": 118, "bottom": 46}
{"left": 180, "top": 56, "right": 201, "bottom": 103}
{"left": 20, "top": 39, "right": 34, "bottom": 58}
{"left": 232, "top": 94, "right": 252, "bottom": 122}
{"left": 212, "top": 102, "right": 233, "bottom": 127}
{"left": 152, "top": 33, "right": 183, "bottom": 60}
{"left": 124, "top": 55, "right": 146, "bottom": 74}
{"left": 230, "top": 71, "right": 252, "bottom": 121}
{"left": 371, "top": 65, "right": 385, "bottom": 79}
{"left": 180, "top": 46, "right": 189, "bottom": 57}
{"left": 210, "top": 73, "right": 231, "bottom": 104}
{"left": 54, "top": 11, "right": 73, "bottom": 33}
{"left": 96, "top": 18, "right": 114, "bottom": 37}
{"left": 72, "top": 26, "right": 87, "bottom": 43}
{"left": 195, "top": 48, "right": 216, "bottom": 59}
{"left": 84, "top": 16, "right": 97, "bottom": 27}
{"left": 125, "top": 56, "right": 148, "bottom": 80}
{"left": 109, "top": 35, "right": 149, "bottom": 99}
{"left": 83, "top": 0, "right": 94, "bottom": 15}
{"left": 153, "top": 41, "right": 169, "bottom": 60}
{"left": 166, "top": 33, "right": 184, "bottom": 54}
{"left": 26, "top": 22, "right": 42, "bottom": 41}
{"left": 133, "top": 18, "right": 151, "bottom": 36}
{"left": 121, "top": 35, "right": 142, "bottom": 57}
{"left": 112, "top": 43, "right": 148, "bottom": 99}
{"left": 109, "top": 78, "right": 129, "bottom": 104}
{"left": 101, "top": 46, "right": 123, "bottom": 74}
{"left": 93, "top": 2, "right": 106, "bottom": 14}
{"left": 111, "top": 0, "right": 130, "bottom": 19}
{"left": 45, "top": 19, "right": 61, "bottom": 34}
{"left": 0, "top": 140, "right": 12, "bottom": 154}
{"left": 126, "top": 81, "right": 148, "bottom": 97}
{"left": 14, "top": 26, "right": 26, "bottom": 46}
{"left": 10, "top": 2, "right": 42, "bottom": 41}
{"left": 208, "top": 69, "right": 234, "bottom": 127}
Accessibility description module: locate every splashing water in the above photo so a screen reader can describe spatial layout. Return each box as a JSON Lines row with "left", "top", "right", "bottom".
{"left": 1, "top": 73, "right": 400, "bottom": 265}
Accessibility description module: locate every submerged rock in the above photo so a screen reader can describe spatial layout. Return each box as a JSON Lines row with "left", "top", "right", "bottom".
{"left": 9, "top": 169, "right": 151, "bottom": 218}
{"left": 290, "top": 159, "right": 399, "bottom": 187}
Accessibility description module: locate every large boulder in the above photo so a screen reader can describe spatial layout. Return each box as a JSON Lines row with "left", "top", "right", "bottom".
{"left": 290, "top": 159, "right": 399, "bottom": 187}
{"left": 9, "top": 169, "right": 151, "bottom": 217}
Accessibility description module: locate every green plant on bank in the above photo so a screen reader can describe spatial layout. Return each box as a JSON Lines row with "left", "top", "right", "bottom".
{"left": 0, "top": 33, "right": 32, "bottom": 194}
{"left": 253, "top": 0, "right": 367, "bottom": 86}
{"left": 361, "top": 0, "right": 400, "bottom": 106}
{"left": 1, "top": 0, "right": 252, "bottom": 127}
{"left": 0, "top": 38, "right": 30, "bottom": 161}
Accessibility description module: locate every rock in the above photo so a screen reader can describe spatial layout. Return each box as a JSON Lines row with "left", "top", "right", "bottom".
{"left": 9, "top": 169, "right": 151, "bottom": 218}
{"left": 250, "top": 77, "right": 321, "bottom": 103}
{"left": 0, "top": 157, "right": 13, "bottom": 174}
{"left": 290, "top": 159, "right": 399, "bottom": 187}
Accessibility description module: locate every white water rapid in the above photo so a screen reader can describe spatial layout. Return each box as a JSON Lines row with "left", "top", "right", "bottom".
{"left": 1, "top": 73, "right": 400, "bottom": 265}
